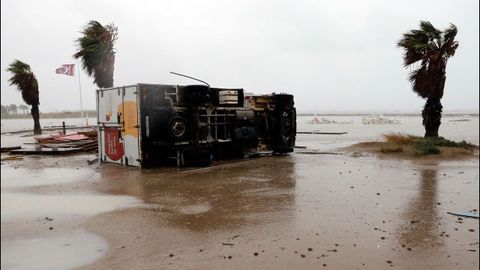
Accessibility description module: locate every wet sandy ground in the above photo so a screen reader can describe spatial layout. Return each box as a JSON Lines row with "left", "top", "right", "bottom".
{"left": 2, "top": 143, "right": 479, "bottom": 270}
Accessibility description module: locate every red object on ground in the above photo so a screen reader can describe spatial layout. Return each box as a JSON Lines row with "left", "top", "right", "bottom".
{"left": 104, "top": 128, "right": 124, "bottom": 161}
{"left": 35, "top": 133, "right": 89, "bottom": 142}
{"left": 54, "top": 134, "right": 89, "bottom": 141}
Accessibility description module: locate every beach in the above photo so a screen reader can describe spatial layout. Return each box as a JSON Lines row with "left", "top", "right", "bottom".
{"left": 1, "top": 114, "right": 479, "bottom": 269}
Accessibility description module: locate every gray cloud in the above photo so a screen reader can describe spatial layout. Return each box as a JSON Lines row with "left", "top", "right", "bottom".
{"left": 1, "top": 0, "right": 478, "bottom": 113}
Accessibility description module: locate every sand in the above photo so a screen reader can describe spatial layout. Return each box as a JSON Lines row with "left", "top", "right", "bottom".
{"left": 2, "top": 139, "right": 479, "bottom": 269}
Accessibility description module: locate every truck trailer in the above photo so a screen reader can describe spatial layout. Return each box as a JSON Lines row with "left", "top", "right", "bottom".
{"left": 97, "top": 83, "right": 296, "bottom": 167}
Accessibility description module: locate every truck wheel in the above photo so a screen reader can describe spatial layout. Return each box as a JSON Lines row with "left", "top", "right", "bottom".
{"left": 169, "top": 116, "right": 189, "bottom": 141}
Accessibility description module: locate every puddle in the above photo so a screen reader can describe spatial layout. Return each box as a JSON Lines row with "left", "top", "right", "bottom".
{"left": 1, "top": 229, "right": 107, "bottom": 270}
{"left": 1, "top": 192, "right": 143, "bottom": 221}
{"left": 178, "top": 202, "right": 212, "bottom": 215}
{"left": 1, "top": 167, "right": 96, "bottom": 188}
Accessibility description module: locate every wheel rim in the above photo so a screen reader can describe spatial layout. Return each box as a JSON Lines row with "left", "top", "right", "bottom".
{"left": 171, "top": 120, "right": 186, "bottom": 138}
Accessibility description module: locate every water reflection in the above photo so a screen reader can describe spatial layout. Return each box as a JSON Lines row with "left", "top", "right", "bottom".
{"left": 399, "top": 166, "right": 442, "bottom": 249}
{"left": 99, "top": 156, "right": 297, "bottom": 232}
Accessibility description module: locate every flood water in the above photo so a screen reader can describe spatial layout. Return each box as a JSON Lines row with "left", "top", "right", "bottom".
{"left": 1, "top": 114, "right": 479, "bottom": 270}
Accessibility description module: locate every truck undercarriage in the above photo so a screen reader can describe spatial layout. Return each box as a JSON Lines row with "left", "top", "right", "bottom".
{"left": 97, "top": 83, "right": 296, "bottom": 167}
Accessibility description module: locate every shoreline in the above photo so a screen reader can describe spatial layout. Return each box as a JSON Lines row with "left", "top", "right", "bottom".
{"left": 2, "top": 111, "right": 479, "bottom": 120}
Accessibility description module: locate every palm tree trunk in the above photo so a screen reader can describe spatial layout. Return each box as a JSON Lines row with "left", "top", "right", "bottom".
{"left": 422, "top": 98, "right": 442, "bottom": 137}
{"left": 31, "top": 104, "right": 42, "bottom": 135}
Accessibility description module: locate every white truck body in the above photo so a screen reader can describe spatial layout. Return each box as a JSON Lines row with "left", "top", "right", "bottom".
{"left": 97, "top": 85, "right": 142, "bottom": 167}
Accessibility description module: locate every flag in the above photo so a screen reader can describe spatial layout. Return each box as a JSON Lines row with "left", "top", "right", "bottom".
{"left": 55, "top": 64, "right": 75, "bottom": 76}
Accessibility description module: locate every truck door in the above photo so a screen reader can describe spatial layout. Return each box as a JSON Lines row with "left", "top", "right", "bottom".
{"left": 119, "top": 85, "right": 141, "bottom": 167}
{"left": 97, "top": 86, "right": 141, "bottom": 167}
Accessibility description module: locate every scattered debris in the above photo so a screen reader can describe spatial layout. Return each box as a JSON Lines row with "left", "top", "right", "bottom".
{"left": 296, "top": 151, "right": 345, "bottom": 156}
{"left": 87, "top": 158, "right": 99, "bottom": 165}
{"left": 9, "top": 130, "right": 97, "bottom": 155}
{"left": 297, "top": 131, "right": 348, "bottom": 135}
{"left": 448, "top": 119, "right": 471, "bottom": 123}
{"left": 10, "top": 148, "right": 84, "bottom": 155}
{"left": 306, "top": 114, "right": 353, "bottom": 124}
{"left": 447, "top": 211, "right": 479, "bottom": 219}
{"left": 1, "top": 146, "right": 21, "bottom": 153}
{"left": 1, "top": 155, "right": 23, "bottom": 161}
{"left": 362, "top": 115, "right": 401, "bottom": 125}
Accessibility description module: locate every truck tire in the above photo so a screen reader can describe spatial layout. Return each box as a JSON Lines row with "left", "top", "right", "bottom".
{"left": 169, "top": 115, "right": 189, "bottom": 141}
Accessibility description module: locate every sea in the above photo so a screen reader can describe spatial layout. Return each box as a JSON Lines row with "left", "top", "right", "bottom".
{"left": 1, "top": 114, "right": 478, "bottom": 149}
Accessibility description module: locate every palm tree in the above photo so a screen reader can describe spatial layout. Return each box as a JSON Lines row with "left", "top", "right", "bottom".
{"left": 397, "top": 21, "right": 459, "bottom": 137}
{"left": 74, "top": 20, "right": 118, "bottom": 88}
{"left": 19, "top": 104, "right": 29, "bottom": 114}
{"left": 8, "top": 104, "right": 18, "bottom": 115}
{"left": 6, "top": 60, "right": 42, "bottom": 134}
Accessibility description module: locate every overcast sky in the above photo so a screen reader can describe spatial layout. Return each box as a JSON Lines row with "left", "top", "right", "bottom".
{"left": 1, "top": 0, "right": 478, "bottom": 113}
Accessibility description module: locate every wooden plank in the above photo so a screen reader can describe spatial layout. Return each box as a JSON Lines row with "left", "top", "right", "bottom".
{"left": 297, "top": 131, "right": 348, "bottom": 135}
{"left": 10, "top": 147, "right": 84, "bottom": 155}
{"left": 1, "top": 146, "right": 21, "bottom": 153}
{"left": 1, "top": 155, "right": 23, "bottom": 161}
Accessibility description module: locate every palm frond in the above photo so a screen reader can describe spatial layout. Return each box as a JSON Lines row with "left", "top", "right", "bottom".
{"left": 442, "top": 23, "right": 459, "bottom": 57}
{"left": 419, "top": 21, "right": 441, "bottom": 40}
{"left": 409, "top": 63, "right": 430, "bottom": 98}
{"left": 73, "top": 20, "right": 118, "bottom": 88}
{"left": 398, "top": 21, "right": 458, "bottom": 100}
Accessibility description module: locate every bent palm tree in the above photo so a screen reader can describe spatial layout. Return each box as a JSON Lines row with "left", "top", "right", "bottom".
{"left": 397, "top": 21, "right": 459, "bottom": 137}
{"left": 74, "top": 20, "right": 118, "bottom": 88}
{"left": 6, "top": 60, "right": 42, "bottom": 134}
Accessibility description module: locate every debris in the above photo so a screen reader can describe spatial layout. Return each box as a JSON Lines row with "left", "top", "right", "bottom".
{"left": 34, "top": 133, "right": 91, "bottom": 143}
{"left": 222, "top": 243, "right": 234, "bottom": 246}
{"left": 9, "top": 131, "right": 98, "bottom": 155}
{"left": 297, "top": 131, "right": 348, "bottom": 135}
{"left": 10, "top": 147, "right": 84, "bottom": 155}
{"left": 87, "top": 158, "right": 99, "bottom": 165}
{"left": 447, "top": 211, "right": 479, "bottom": 219}
{"left": 1, "top": 155, "right": 23, "bottom": 161}
{"left": 296, "top": 151, "right": 344, "bottom": 156}
{"left": 1, "top": 146, "right": 21, "bottom": 153}
{"left": 306, "top": 114, "right": 353, "bottom": 124}
{"left": 362, "top": 115, "right": 401, "bottom": 125}
{"left": 448, "top": 119, "right": 471, "bottom": 122}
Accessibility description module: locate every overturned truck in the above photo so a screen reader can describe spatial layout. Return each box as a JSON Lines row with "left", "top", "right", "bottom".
{"left": 97, "top": 83, "right": 296, "bottom": 167}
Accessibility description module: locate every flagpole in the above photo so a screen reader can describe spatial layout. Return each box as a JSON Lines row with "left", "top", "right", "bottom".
{"left": 76, "top": 61, "right": 84, "bottom": 125}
